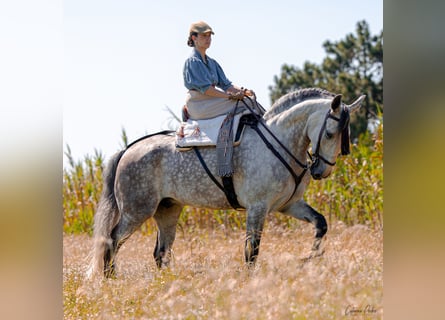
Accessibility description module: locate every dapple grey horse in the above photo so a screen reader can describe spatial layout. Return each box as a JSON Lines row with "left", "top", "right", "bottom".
{"left": 87, "top": 88, "right": 365, "bottom": 278}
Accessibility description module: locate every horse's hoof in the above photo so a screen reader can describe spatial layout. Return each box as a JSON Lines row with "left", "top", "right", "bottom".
{"left": 300, "top": 249, "right": 325, "bottom": 264}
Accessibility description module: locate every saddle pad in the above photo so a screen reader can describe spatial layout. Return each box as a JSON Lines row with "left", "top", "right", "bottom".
{"left": 176, "top": 111, "right": 249, "bottom": 148}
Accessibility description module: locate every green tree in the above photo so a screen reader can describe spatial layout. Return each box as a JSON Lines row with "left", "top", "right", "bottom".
{"left": 269, "top": 20, "right": 383, "bottom": 140}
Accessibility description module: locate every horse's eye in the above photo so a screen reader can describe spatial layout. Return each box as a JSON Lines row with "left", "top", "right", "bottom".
{"left": 325, "top": 131, "right": 333, "bottom": 139}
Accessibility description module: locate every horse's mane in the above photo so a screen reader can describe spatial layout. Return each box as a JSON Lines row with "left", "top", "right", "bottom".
{"left": 264, "top": 88, "right": 335, "bottom": 120}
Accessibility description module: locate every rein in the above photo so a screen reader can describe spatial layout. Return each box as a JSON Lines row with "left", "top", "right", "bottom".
{"left": 309, "top": 107, "right": 350, "bottom": 167}
{"left": 248, "top": 120, "right": 307, "bottom": 202}
{"left": 310, "top": 110, "right": 340, "bottom": 167}
{"left": 239, "top": 96, "right": 349, "bottom": 206}
{"left": 239, "top": 97, "right": 309, "bottom": 205}
{"left": 241, "top": 97, "right": 309, "bottom": 170}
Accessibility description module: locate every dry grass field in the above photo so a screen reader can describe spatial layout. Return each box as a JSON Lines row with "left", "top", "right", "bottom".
{"left": 63, "top": 220, "right": 382, "bottom": 319}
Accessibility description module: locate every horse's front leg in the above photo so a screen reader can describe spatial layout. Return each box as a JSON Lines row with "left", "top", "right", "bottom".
{"left": 245, "top": 207, "right": 267, "bottom": 266}
{"left": 281, "top": 199, "right": 327, "bottom": 254}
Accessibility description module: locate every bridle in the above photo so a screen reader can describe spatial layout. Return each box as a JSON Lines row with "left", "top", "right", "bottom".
{"left": 211, "top": 96, "right": 350, "bottom": 209}
{"left": 242, "top": 93, "right": 350, "bottom": 170}
{"left": 309, "top": 108, "right": 349, "bottom": 168}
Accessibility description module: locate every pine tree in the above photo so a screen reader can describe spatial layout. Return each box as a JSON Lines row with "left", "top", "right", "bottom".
{"left": 269, "top": 20, "right": 383, "bottom": 139}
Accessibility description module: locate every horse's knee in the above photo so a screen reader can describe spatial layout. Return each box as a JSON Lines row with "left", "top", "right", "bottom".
{"left": 295, "top": 204, "right": 327, "bottom": 252}
{"left": 299, "top": 203, "right": 327, "bottom": 239}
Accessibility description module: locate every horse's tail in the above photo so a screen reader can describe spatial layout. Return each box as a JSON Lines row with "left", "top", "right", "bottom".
{"left": 87, "top": 150, "right": 125, "bottom": 279}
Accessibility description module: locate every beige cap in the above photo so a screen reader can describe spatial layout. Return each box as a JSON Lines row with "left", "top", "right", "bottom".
{"left": 189, "top": 21, "right": 214, "bottom": 35}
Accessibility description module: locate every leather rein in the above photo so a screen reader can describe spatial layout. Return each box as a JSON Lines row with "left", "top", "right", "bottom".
{"left": 239, "top": 96, "right": 346, "bottom": 207}
{"left": 309, "top": 109, "right": 345, "bottom": 168}
{"left": 239, "top": 97, "right": 308, "bottom": 206}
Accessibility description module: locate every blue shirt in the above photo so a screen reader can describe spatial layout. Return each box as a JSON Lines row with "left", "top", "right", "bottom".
{"left": 183, "top": 49, "right": 232, "bottom": 94}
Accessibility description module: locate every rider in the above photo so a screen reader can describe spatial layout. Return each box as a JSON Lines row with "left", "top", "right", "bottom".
{"left": 183, "top": 21, "right": 254, "bottom": 120}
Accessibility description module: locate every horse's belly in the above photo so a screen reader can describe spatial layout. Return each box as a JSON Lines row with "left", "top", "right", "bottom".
{"left": 167, "top": 182, "right": 233, "bottom": 209}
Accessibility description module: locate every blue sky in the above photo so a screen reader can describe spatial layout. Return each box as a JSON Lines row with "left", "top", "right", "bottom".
{"left": 60, "top": 0, "right": 382, "bottom": 165}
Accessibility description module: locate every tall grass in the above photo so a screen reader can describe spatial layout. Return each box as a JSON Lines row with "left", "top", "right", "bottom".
{"left": 64, "top": 223, "right": 383, "bottom": 319}
{"left": 63, "top": 122, "right": 383, "bottom": 235}
{"left": 306, "top": 121, "right": 383, "bottom": 228}
{"left": 63, "top": 146, "right": 105, "bottom": 234}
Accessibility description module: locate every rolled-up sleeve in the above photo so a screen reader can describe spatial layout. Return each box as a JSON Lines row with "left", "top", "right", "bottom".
{"left": 214, "top": 60, "right": 232, "bottom": 91}
{"left": 183, "top": 58, "right": 213, "bottom": 93}
{"left": 183, "top": 50, "right": 232, "bottom": 94}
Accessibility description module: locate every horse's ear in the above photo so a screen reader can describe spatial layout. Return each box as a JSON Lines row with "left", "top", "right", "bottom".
{"left": 331, "top": 94, "right": 342, "bottom": 111}
{"left": 347, "top": 95, "right": 366, "bottom": 114}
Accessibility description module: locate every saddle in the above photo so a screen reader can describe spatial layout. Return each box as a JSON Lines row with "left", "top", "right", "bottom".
{"left": 175, "top": 107, "right": 251, "bottom": 150}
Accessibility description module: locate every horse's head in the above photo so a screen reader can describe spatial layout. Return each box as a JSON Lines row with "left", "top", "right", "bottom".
{"left": 307, "top": 94, "right": 365, "bottom": 180}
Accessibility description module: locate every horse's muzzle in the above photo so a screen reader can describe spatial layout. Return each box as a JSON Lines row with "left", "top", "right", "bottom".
{"left": 311, "top": 170, "right": 323, "bottom": 180}
{"left": 310, "top": 158, "right": 324, "bottom": 180}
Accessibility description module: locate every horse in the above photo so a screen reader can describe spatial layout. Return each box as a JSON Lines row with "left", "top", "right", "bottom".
{"left": 87, "top": 88, "right": 365, "bottom": 278}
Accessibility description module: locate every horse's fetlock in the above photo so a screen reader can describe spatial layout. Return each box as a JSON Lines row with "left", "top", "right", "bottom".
{"left": 104, "top": 262, "right": 116, "bottom": 278}
{"left": 315, "top": 222, "right": 327, "bottom": 238}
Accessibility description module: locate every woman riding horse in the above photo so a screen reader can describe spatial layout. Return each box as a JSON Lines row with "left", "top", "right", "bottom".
{"left": 87, "top": 87, "right": 366, "bottom": 278}
{"left": 183, "top": 21, "right": 255, "bottom": 119}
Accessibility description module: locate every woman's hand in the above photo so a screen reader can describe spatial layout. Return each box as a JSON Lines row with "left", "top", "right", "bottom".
{"left": 244, "top": 89, "right": 255, "bottom": 97}
{"left": 228, "top": 90, "right": 245, "bottom": 100}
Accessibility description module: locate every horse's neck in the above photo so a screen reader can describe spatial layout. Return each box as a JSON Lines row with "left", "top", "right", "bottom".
{"left": 265, "top": 104, "right": 315, "bottom": 158}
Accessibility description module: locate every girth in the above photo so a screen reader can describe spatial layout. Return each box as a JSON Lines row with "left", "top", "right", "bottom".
{"left": 193, "top": 147, "right": 243, "bottom": 210}
{"left": 191, "top": 114, "right": 261, "bottom": 210}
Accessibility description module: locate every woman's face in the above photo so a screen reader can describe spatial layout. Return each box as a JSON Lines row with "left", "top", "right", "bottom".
{"left": 193, "top": 32, "right": 212, "bottom": 50}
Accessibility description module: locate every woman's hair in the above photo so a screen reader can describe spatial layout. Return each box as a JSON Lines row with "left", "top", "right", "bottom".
{"left": 187, "top": 32, "right": 198, "bottom": 47}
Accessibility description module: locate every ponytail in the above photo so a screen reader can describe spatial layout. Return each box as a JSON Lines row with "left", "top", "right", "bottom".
{"left": 187, "top": 32, "right": 197, "bottom": 47}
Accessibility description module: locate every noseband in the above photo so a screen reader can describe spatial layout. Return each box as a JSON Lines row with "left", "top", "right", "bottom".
{"left": 310, "top": 107, "right": 350, "bottom": 168}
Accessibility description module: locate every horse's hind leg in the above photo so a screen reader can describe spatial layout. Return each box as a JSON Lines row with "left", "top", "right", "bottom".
{"left": 104, "top": 210, "right": 154, "bottom": 277}
{"left": 281, "top": 200, "right": 327, "bottom": 254}
{"left": 153, "top": 199, "right": 182, "bottom": 268}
